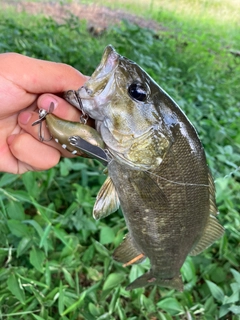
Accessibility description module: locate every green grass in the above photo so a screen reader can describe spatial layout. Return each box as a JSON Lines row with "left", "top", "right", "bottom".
{"left": 91, "top": 0, "right": 239, "bottom": 25}
{"left": 20, "top": 0, "right": 240, "bottom": 27}
{"left": 81, "top": 0, "right": 240, "bottom": 43}
{"left": 0, "top": 2, "right": 240, "bottom": 320}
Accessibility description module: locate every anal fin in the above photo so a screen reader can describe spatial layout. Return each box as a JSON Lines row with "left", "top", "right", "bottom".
{"left": 93, "top": 176, "right": 120, "bottom": 220}
{"left": 190, "top": 215, "right": 224, "bottom": 256}
{"left": 123, "top": 254, "right": 145, "bottom": 267}
{"left": 113, "top": 233, "right": 146, "bottom": 266}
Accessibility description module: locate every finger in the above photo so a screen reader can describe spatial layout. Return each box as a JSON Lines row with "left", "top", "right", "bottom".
{"left": 0, "top": 136, "right": 19, "bottom": 174}
{"left": 38, "top": 94, "right": 82, "bottom": 122}
{"left": 0, "top": 53, "right": 88, "bottom": 94}
{"left": 8, "top": 133, "right": 61, "bottom": 173}
{"left": 37, "top": 93, "right": 95, "bottom": 127}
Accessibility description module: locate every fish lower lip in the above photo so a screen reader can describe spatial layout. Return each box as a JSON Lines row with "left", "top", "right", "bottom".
{"left": 98, "top": 45, "right": 119, "bottom": 74}
{"left": 78, "top": 86, "right": 91, "bottom": 99}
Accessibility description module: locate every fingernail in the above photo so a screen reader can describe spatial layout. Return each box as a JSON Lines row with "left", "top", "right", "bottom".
{"left": 39, "top": 96, "right": 58, "bottom": 111}
{"left": 19, "top": 111, "right": 32, "bottom": 125}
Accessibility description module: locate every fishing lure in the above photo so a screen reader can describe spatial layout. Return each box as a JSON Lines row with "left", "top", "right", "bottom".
{"left": 32, "top": 103, "right": 109, "bottom": 165}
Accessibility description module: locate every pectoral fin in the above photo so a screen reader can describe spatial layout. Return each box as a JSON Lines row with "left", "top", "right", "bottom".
{"left": 113, "top": 233, "right": 146, "bottom": 266}
{"left": 93, "top": 176, "right": 120, "bottom": 220}
{"left": 190, "top": 215, "right": 224, "bottom": 256}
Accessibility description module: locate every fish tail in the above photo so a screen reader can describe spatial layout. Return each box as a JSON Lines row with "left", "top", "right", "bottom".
{"left": 125, "top": 271, "right": 183, "bottom": 291}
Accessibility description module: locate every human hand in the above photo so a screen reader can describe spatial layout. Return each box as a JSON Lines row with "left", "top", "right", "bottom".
{"left": 0, "top": 52, "right": 88, "bottom": 174}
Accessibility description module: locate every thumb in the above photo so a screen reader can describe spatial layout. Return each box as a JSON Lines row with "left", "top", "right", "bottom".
{"left": 1, "top": 53, "right": 88, "bottom": 94}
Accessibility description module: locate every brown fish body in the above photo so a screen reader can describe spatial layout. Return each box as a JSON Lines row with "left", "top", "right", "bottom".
{"left": 64, "top": 45, "right": 224, "bottom": 290}
{"left": 107, "top": 87, "right": 211, "bottom": 289}
{"left": 108, "top": 134, "right": 209, "bottom": 288}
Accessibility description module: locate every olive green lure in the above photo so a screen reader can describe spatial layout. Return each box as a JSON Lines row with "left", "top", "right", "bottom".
{"left": 32, "top": 103, "right": 108, "bottom": 164}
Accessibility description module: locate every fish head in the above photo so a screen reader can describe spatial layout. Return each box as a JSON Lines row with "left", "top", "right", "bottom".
{"left": 78, "top": 45, "right": 174, "bottom": 169}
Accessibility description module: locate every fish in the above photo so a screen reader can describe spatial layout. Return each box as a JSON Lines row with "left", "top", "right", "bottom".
{"left": 64, "top": 45, "right": 224, "bottom": 291}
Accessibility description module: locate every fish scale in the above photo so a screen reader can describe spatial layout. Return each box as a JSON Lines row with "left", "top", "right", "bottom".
{"left": 108, "top": 161, "right": 184, "bottom": 280}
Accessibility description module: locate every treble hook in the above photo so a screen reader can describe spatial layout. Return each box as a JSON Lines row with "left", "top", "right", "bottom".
{"left": 75, "top": 91, "right": 89, "bottom": 124}
{"left": 63, "top": 88, "right": 90, "bottom": 124}
{"left": 32, "top": 103, "right": 54, "bottom": 142}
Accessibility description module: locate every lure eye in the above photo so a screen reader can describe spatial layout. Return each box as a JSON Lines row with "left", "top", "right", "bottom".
{"left": 128, "top": 82, "right": 148, "bottom": 102}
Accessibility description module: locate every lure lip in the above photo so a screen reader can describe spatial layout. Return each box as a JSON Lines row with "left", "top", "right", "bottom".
{"left": 69, "top": 135, "right": 110, "bottom": 166}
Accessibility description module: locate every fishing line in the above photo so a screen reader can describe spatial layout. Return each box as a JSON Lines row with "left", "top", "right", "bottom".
{"left": 32, "top": 101, "right": 235, "bottom": 189}
{"left": 145, "top": 170, "right": 210, "bottom": 187}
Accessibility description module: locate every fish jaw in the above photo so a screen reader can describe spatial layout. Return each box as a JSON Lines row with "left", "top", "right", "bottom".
{"left": 125, "top": 270, "right": 183, "bottom": 291}
{"left": 77, "top": 45, "right": 120, "bottom": 120}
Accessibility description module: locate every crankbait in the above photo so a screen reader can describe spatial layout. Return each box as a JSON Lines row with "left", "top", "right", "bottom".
{"left": 32, "top": 103, "right": 109, "bottom": 165}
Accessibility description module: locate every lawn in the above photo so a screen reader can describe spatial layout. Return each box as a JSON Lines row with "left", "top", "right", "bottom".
{"left": 0, "top": 1, "right": 239, "bottom": 319}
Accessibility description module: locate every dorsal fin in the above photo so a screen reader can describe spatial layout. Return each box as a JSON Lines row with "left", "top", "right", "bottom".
{"left": 208, "top": 171, "right": 218, "bottom": 216}
{"left": 190, "top": 215, "right": 224, "bottom": 256}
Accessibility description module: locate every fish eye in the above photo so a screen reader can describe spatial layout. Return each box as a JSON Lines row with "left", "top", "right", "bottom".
{"left": 128, "top": 82, "right": 148, "bottom": 102}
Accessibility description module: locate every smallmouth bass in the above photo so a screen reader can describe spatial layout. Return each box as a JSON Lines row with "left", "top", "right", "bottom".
{"left": 63, "top": 45, "right": 224, "bottom": 291}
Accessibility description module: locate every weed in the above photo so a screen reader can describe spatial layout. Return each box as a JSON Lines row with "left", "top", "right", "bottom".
{"left": 0, "top": 4, "right": 239, "bottom": 320}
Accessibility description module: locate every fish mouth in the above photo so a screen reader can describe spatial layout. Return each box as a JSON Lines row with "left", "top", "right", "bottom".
{"left": 81, "top": 45, "right": 119, "bottom": 98}
{"left": 72, "top": 45, "right": 120, "bottom": 121}
{"left": 96, "top": 45, "right": 119, "bottom": 79}
{"left": 64, "top": 45, "right": 120, "bottom": 121}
